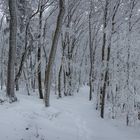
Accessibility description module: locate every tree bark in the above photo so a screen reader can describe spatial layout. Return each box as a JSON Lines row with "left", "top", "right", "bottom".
{"left": 100, "top": 0, "right": 109, "bottom": 118}
{"left": 38, "top": 1, "right": 43, "bottom": 99}
{"left": 7, "top": 0, "right": 17, "bottom": 102}
{"left": 88, "top": 3, "right": 93, "bottom": 101}
{"left": 58, "top": 62, "right": 62, "bottom": 98}
{"left": 44, "top": 0, "right": 65, "bottom": 107}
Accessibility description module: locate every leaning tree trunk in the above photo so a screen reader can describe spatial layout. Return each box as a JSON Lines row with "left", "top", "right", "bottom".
{"left": 7, "top": 0, "right": 17, "bottom": 102}
{"left": 44, "top": 0, "right": 65, "bottom": 107}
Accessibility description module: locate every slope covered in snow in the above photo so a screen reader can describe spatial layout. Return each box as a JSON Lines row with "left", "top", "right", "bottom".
{"left": 0, "top": 87, "right": 140, "bottom": 140}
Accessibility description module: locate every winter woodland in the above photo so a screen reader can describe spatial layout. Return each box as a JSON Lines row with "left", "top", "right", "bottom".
{"left": 0, "top": 0, "right": 140, "bottom": 140}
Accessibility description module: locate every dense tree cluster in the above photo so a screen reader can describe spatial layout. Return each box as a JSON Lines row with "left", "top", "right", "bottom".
{"left": 0, "top": 0, "right": 140, "bottom": 126}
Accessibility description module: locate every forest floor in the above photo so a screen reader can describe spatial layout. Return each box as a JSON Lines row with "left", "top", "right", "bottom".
{"left": 0, "top": 87, "right": 140, "bottom": 140}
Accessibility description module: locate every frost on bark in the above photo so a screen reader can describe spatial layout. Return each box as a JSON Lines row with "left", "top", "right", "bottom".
{"left": 7, "top": 0, "right": 17, "bottom": 102}
{"left": 44, "top": 0, "right": 65, "bottom": 107}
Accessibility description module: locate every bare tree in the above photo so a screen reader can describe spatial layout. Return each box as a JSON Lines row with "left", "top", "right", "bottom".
{"left": 100, "top": 0, "right": 109, "bottom": 118}
{"left": 7, "top": 0, "right": 17, "bottom": 102}
{"left": 44, "top": 0, "right": 65, "bottom": 107}
{"left": 37, "top": 0, "right": 44, "bottom": 99}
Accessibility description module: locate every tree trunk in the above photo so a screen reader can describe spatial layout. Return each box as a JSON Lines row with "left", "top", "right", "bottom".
{"left": 58, "top": 63, "right": 62, "bottom": 98}
{"left": 37, "top": 2, "right": 43, "bottom": 99}
{"left": 7, "top": 0, "right": 17, "bottom": 102}
{"left": 88, "top": 3, "right": 93, "bottom": 101}
{"left": 100, "top": 0, "right": 109, "bottom": 118}
{"left": 44, "top": 0, "right": 65, "bottom": 107}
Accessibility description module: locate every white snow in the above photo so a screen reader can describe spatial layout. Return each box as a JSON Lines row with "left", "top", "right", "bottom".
{"left": 0, "top": 87, "right": 140, "bottom": 140}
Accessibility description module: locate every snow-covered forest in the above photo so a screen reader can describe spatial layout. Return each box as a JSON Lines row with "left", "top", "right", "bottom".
{"left": 0, "top": 0, "right": 140, "bottom": 139}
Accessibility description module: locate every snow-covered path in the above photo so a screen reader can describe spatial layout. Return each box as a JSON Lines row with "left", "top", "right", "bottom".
{"left": 0, "top": 87, "right": 140, "bottom": 140}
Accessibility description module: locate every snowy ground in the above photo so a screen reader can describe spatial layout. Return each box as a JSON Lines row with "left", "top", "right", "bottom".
{"left": 0, "top": 87, "right": 140, "bottom": 140}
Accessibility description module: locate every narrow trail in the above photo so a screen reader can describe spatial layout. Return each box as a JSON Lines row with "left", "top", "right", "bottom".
{"left": 0, "top": 87, "right": 140, "bottom": 140}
